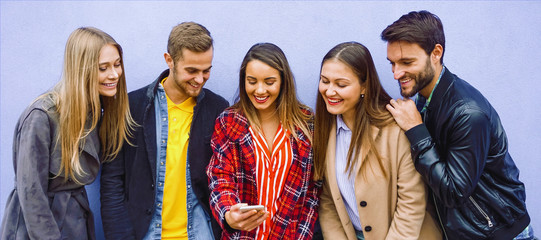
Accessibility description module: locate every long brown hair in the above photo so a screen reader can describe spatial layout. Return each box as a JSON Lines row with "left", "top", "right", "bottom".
{"left": 313, "top": 42, "right": 393, "bottom": 180}
{"left": 233, "top": 43, "right": 312, "bottom": 143}
{"left": 47, "top": 27, "right": 135, "bottom": 183}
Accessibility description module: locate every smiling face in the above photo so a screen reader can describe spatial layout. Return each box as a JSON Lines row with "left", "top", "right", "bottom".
{"left": 319, "top": 59, "right": 364, "bottom": 125}
{"left": 245, "top": 60, "right": 281, "bottom": 116}
{"left": 165, "top": 47, "right": 213, "bottom": 103}
{"left": 98, "top": 44, "right": 122, "bottom": 97}
{"left": 387, "top": 41, "right": 436, "bottom": 98}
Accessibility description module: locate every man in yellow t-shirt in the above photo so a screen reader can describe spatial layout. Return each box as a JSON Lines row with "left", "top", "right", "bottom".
{"left": 100, "top": 22, "right": 229, "bottom": 240}
{"left": 161, "top": 81, "right": 195, "bottom": 239}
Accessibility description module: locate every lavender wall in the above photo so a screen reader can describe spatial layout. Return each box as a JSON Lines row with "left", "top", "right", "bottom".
{"left": 2, "top": 1, "right": 540, "bottom": 239}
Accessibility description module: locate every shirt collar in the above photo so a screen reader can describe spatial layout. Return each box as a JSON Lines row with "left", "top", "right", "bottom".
{"left": 161, "top": 77, "right": 195, "bottom": 112}
{"left": 419, "top": 65, "right": 446, "bottom": 113}
{"left": 336, "top": 114, "right": 351, "bottom": 134}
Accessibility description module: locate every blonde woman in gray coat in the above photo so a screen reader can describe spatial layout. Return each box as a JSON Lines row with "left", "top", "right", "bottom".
{"left": 0, "top": 27, "right": 135, "bottom": 240}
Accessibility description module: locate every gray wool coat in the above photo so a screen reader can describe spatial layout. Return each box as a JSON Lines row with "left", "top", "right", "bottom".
{"left": 0, "top": 95, "right": 99, "bottom": 240}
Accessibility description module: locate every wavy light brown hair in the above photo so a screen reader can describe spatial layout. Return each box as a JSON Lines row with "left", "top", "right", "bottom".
{"left": 167, "top": 22, "right": 213, "bottom": 62}
{"left": 47, "top": 27, "right": 135, "bottom": 183}
{"left": 313, "top": 42, "right": 393, "bottom": 180}
{"left": 233, "top": 43, "right": 312, "bottom": 143}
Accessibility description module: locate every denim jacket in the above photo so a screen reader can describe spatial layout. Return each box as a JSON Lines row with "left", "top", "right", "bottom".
{"left": 100, "top": 70, "right": 229, "bottom": 240}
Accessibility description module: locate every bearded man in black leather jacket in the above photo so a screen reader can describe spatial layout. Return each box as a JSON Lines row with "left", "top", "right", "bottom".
{"left": 382, "top": 10, "right": 534, "bottom": 240}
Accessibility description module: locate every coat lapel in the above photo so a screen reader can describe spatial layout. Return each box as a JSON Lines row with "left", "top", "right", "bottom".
{"left": 325, "top": 124, "right": 357, "bottom": 240}
{"left": 143, "top": 103, "right": 157, "bottom": 183}
{"left": 80, "top": 119, "right": 100, "bottom": 162}
{"left": 326, "top": 124, "right": 340, "bottom": 203}
{"left": 71, "top": 118, "right": 101, "bottom": 184}
{"left": 325, "top": 122, "right": 382, "bottom": 240}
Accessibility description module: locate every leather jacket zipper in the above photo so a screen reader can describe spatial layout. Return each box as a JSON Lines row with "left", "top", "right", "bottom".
{"left": 433, "top": 192, "right": 449, "bottom": 240}
{"left": 423, "top": 111, "right": 449, "bottom": 239}
{"left": 469, "top": 196, "right": 494, "bottom": 228}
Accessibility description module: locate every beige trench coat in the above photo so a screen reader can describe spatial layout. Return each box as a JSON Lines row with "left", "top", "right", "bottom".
{"left": 319, "top": 122, "right": 441, "bottom": 240}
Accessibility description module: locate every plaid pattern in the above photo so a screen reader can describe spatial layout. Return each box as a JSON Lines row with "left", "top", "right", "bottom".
{"left": 207, "top": 108, "right": 322, "bottom": 240}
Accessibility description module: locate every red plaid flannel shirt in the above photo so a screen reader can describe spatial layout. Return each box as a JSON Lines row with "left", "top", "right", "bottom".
{"left": 207, "top": 108, "right": 322, "bottom": 240}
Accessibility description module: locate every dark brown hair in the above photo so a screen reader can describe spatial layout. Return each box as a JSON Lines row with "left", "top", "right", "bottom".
{"left": 381, "top": 10, "right": 445, "bottom": 63}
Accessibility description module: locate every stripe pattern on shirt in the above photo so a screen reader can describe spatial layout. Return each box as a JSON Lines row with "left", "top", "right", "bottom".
{"left": 335, "top": 114, "right": 362, "bottom": 231}
{"left": 249, "top": 124, "right": 293, "bottom": 240}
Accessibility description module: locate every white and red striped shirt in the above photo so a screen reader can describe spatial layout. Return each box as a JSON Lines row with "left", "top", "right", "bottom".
{"left": 249, "top": 124, "right": 293, "bottom": 240}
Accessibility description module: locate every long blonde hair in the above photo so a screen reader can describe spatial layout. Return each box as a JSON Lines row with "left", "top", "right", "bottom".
{"left": 313, "top": 42, "right": 394, "bottom": 180}
{"left": 49, "top": 27, "right": 135, "bottom": 183}
{"left": 233, "top": 43, "right": 312, "bottom": 143}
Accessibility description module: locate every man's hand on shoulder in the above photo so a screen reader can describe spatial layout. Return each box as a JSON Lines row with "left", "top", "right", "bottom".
{"left": 386, "top": 98, "right": 423, "bottom": 131}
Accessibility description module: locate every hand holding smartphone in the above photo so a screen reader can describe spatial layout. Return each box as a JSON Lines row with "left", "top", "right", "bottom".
{"left": 239, "top": 205, "right": 265, "bottom": 212}
{"left": 225, "top": 203, "right": 268, "bottom": 231}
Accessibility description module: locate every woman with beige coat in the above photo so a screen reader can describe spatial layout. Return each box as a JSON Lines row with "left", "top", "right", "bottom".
{"left": 313, "top": 42, "right": 441, "bottom": 240}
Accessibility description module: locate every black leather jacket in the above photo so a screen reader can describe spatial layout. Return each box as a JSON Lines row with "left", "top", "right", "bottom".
{"left": 405, "top": 68, "right": 530, "bottom": 240}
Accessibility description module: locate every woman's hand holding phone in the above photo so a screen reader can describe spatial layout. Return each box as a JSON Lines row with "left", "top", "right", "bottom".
{"left": 239, "top": 205, "right": 264, "bottom": 212}
{"left": 225, "top": 203, "right": 268, "bottom": 231}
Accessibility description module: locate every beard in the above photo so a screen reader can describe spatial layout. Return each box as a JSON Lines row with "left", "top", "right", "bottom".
{"left": 180, "top": 82, "right": 202, "bottom": 98}
{"left": 399, "top": 58, "right": 435, "bottom": 98}
{"left": 172, "top": 65, "right": 205, "bottom": 99}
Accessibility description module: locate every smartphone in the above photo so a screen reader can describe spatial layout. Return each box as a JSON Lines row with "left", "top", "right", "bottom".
{"left": 239, "top": 205, "right": 265, "bottom": 212}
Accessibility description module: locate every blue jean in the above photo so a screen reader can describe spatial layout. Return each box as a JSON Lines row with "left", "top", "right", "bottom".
{"left": 514, "top": 224, "right": 536, "bottom": 240}
{"left": 355, "top": 230, "right": 364, "bottom": 240}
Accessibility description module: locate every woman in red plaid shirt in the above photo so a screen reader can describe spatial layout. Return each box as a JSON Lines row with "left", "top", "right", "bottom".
{"left": 207, "top": 43, "right": 322, "bottom": 240}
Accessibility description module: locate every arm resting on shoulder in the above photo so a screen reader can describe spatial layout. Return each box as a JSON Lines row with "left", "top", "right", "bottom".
{"left": 406, "top": 109, "right": 491, "bottom": 207}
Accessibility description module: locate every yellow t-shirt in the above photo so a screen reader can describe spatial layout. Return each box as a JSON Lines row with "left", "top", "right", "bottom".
{"left": 162, "top": 79, "right": 196, "bottom": 239}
